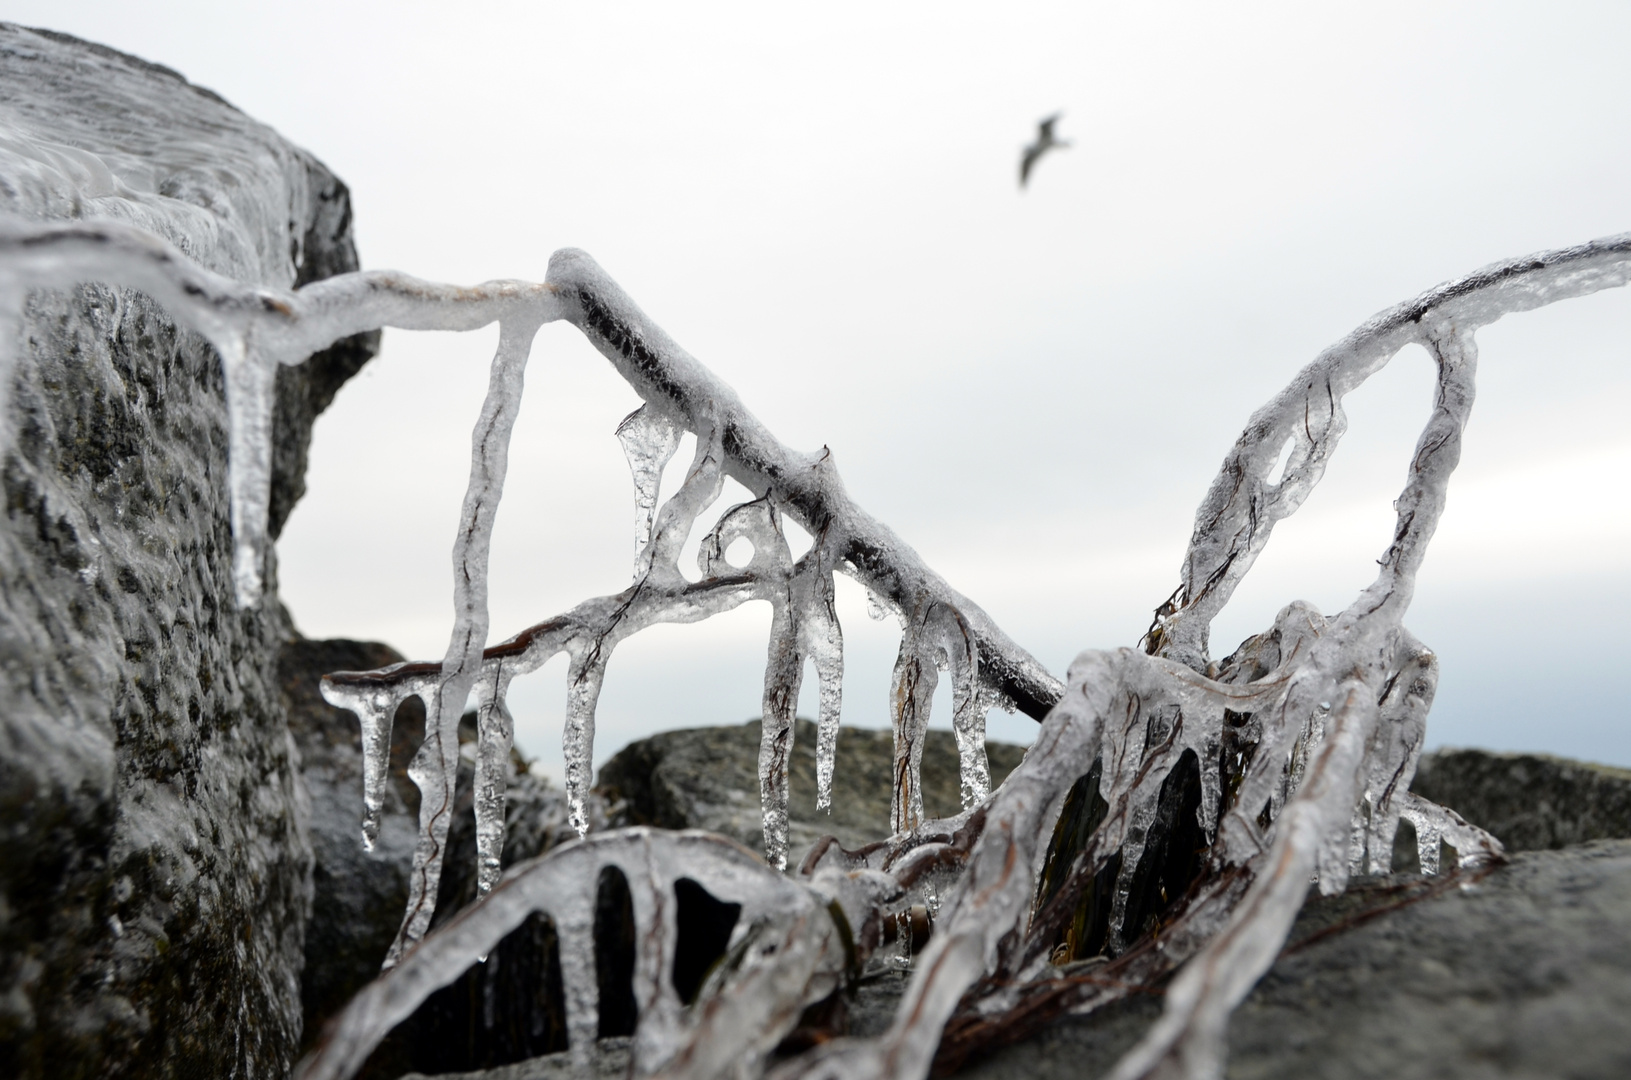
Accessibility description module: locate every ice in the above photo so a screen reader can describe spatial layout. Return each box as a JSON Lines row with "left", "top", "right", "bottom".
{"left": 616, "top": 404, "right": 682, "bottom": 577}
{"left": 473, "top": 672, "right": 516, "bottom": 898}
{"left": 7, "top": 217, "right": 1616, "bottom": 1080}
{"left": 563, "top": 654, "right": 608, "bottom": 838}
{"left": 294, "top": 830, "right": 841, "bottom": 1080}
{"left": 808, "top": 603, "right": 844, "bottom": 813}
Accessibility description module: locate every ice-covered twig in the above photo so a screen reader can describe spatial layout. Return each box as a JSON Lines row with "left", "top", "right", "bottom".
{"left": 1153, "top": 233, "right": 1631, "bottom": 668}
{"left": 773, "top": 235, "right": 1617, "bottom": 1080}
{"left": 293, "top": 829, "right": 851, "bottom": 1080}
{"left": 0, "top": 216, "right": 1057, "bottom": 959}
{"left": 0, "top": 216, "right": 564, "bottom": 606}
{"left": 317, "top": 246, "right": 1066, "bottom": 949}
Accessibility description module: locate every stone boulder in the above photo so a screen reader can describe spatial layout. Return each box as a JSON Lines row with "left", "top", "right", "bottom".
{"left": 953, "top": 840, "right": 1631, "bottom": 1080}
{"left": 1411, "top": 747, "right": 1631, "bottom": 853}
{"left": 0, "top": 25, "right": 376, "bottom": 1080}
{"left": 597, "top": 718, "right": 1029, "bottom": 859}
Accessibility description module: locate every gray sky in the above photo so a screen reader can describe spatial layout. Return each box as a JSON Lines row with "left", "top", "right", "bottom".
{"left": 19, "top": 1, "right": 1631, "bottom": 779}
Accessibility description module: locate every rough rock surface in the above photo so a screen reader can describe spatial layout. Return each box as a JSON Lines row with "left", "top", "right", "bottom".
{"left": 949, "top": 841, "right": 1631, "bottom": 1080}
{"left": 0, "top": 25, "right": 376, "bottom": 1080}
{"left": 1412, "top": 747, "right": 1631, "bottom": 853}
{"left": 597, "top": 718, "right": 1029, "bottom": 859}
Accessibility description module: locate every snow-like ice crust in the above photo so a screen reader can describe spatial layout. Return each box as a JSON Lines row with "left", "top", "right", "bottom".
{"left": 4, "top": 215, "right": 1628, "bottom": 1079}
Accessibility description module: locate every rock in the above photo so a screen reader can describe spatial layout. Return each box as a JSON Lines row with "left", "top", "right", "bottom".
{"left": 951, "top": 841, "right": 1631, "bottom": 1080}
{"left": 596, "top": 718, "right": 1029, "bottom": 859}
{"left": 1411, "top": 747, "right": 1631, "bottom": 853}
{"left": 0, "top": 25, "right": 377, "bottom": 1080}
{"left": 398, "top": 1038, "right": 633, "bottom": 1080}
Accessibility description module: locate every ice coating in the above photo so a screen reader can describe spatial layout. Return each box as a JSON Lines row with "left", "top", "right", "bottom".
{"left": 12, "top": 217, "right": 1628, "bottom": 1080}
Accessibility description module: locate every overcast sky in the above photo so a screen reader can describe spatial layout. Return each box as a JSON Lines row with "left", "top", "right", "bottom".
{"left": 19, "top": 1, "right": 1631, "bottom": 780}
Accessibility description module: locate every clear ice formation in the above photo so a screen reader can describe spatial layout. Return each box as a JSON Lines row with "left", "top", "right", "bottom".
{"left": 5, "top": 215, "right": 1629, "bottom": 1079}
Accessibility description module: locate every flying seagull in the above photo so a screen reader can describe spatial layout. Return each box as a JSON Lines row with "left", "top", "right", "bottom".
{"left": 1020, "top": 112, "right": 1069, "bottom": 188}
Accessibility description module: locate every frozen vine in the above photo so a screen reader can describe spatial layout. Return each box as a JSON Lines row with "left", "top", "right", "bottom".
{"left": 6, "top": 215, "right": 1629, "bottom": 1079}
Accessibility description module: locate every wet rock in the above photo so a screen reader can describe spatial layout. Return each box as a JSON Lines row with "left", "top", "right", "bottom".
{"left": 952, "top": 841, "right": 1631, "bottom": 1080}
{"left": 1411, "top": 747, "right": 1631, "bottom": 853}
{"left": 397, "top": 1038, "right": 633, "bottom": 1080}
{"left": 0, "top": 25, "right": 376, "bottom": 1080}
{"left": 596, "top": 718, "right": 1029, "bottom": 859}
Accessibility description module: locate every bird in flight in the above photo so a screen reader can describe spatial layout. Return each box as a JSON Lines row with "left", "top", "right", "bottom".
{"left": 1020, "top": 113, "right": 1070, "bottom": 188}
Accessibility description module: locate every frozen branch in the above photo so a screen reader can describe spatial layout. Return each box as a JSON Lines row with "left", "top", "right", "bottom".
{"left": 9, "top": 215, "right": 1626, "bottom": 1080}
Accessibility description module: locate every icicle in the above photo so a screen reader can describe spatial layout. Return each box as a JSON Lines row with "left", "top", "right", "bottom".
{"left": 936, "top": 606, "right": 989, "bottom": 810}
{"left": 217, "top": 333, "right": 277, "bottom": 607}
{"left": 1346, "top": 801, "right": 1370, "bottom": 878}
{"left": 1363, "top": 643, "right": 1435, "bottom": 874}
{"left": 807, "top": 590, "right": 844, "bottom": 813}
{"left": 1191, "top": 706, "right": 1225, "bottom": 839}
{"left": 616, "top": 404, "right": 682, "bottom": 578}
{"left": 319, "top": 675, "right": 427, "bottom": 852}
{"left": 1104, "top": 718, "right": 1167, "bottom": 944}
{"left": 639, "top": 415, "right": 726, "bottom": 596}
{"left": 760, "top": 598, "right": 802, "bottom": 871}
{"left": 563, "top": 652, "right": 608, "bottom": 837}
{"left": 348, "top": 690, "right": 398, "bottom": 850}
{"left": 474, "top": 665, "right": 516, "bottom": 898}
{"left": 865, "top": 589, "right": 889, "bottom": 621}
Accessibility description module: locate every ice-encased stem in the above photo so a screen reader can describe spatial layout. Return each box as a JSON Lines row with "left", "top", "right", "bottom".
{"left": 889, "top": 628, "right": 936, "bottom": 836}
{"left": 391, "top": 316, "right": 542, "bottom": 963}
{"left": 393, "top": 681, "right": 454, "bottom": 967}
{"left": 294, "top": 831, "right": 828, "bottom": 1080}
